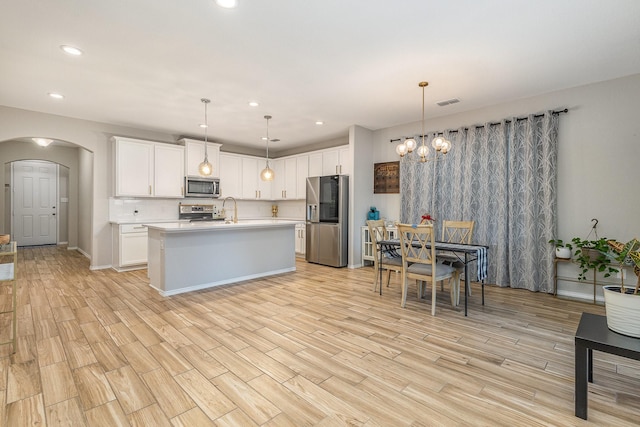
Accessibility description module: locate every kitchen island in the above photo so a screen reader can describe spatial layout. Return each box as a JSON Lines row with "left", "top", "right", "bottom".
{"left": 146, "top": 219, "right": 298, "bottom": 296}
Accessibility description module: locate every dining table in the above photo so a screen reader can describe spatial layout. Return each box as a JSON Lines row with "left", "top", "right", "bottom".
{"left": 378, "top": 238, "right": 489, "bottom": 316}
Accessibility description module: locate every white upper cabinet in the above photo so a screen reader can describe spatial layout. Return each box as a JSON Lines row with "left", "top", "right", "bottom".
{"left": 219, "top": 153, "right": 241, "bottom": 198}
{"left": 322, "top": 146, "right": 350, "bottom": 175}
{"left": 113, "top": 137, "right": 184, "bottom": 198}
{"left": 154, "top": 144, "right": 184, "bottom": 197}
{"left": 114, "top": 138, "right": 153, "bottom": 197}
{"left": 242, "top": 156, "right": 272, "bottom": 200}
{"left": 308, "top": 152, "right": 323, "bottom": 177}
{"left": 295, "top": 155, "right": 309, "bottom": 199}
{"left": 337, "top": 146, "right": 350, "bottom": 175}
{"left": 272, "top": 158, "right": 285, "bottom": 200}
{"left": 272, "top": 155, "right": 308, "bottom": 200}
{"left": 179, "top": 138, "right": 222, "bottom": 178}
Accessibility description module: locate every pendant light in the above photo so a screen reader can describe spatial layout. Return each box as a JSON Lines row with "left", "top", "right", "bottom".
{"left": 198, "top": 98, "right": 213, "bottom": 176}
{"left": 260, "top": 115, "right": 275, "bottom": 181}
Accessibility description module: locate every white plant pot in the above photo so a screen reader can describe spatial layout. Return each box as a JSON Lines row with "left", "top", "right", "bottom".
{"left": 555, "top": 247, "right": 572, "bottom": 259}
{"left": 603, "top": 285, "right": 640, "bottom": 338}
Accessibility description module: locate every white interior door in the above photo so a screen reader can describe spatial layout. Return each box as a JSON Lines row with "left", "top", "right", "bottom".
{"left": 13, "top": 160, "right": 58, "bottom": 246}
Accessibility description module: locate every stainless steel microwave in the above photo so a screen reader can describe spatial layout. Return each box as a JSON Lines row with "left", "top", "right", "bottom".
{"left": 184, "top": 176, "right": 220, "bottom": 198}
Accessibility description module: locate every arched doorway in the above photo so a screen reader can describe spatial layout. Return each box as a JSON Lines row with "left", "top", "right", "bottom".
{"left": 8, "top": 160, "right": 70, "bottom": 246}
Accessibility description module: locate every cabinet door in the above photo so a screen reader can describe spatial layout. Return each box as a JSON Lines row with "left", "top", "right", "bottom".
{"left": 154, "top": 144, "right": 184, "bottom": 198}
{"left": 272, "top": 158, "right": 285, "bottom": 200}
{"left": 257, "top": 159, "right": 273, "bottom": 199}
{"left": 338, "top": 146, "right": 350, "bottom": 175}
{"left": 295, "top": 224, "right": 306, "bottom": 255}
{"left": 120, "top": 231, "right": 148, "bottom": 266}
{"left": 283, "top": 157, "right": 297, "bottom": 199}
{"left": 241, "top": 157, "right": 259, "bottom": 199}
{"left": 296, "top": 155, "right": 309, "bottom": 199}
{"left": 183, "top": 140, "right": 221, "bottom": 178}
{"left": 322, "top": 149, "right": 340, "bottom": 175}
{"left": 115, "top": 139, "right": 153, "bottom": 197}
{"left": 219, "top": 154, "right": 241, "bottom": 198}
{"left": 308, "top": 152, "right": 323, "bottom": 177}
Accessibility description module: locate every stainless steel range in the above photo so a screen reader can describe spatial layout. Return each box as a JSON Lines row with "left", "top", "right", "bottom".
{"left": 178, "top": 203, "right": 222, "bottom": 222}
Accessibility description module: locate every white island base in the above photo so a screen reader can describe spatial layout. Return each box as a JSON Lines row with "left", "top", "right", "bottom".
{"left": 146, "top": 220, "right": 297, "bottom": 296}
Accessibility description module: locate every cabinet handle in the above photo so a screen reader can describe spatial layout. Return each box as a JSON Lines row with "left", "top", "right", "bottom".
{"left": 149, "top": 185, "right": 152, "bottom": 195}
{"left": 181, "top": 186, "right": 184, "bottom": 196}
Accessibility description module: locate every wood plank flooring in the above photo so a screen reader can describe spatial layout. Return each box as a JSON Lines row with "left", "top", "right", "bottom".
{"left": 1, "top": 245, "right": 639, "bottom": 426}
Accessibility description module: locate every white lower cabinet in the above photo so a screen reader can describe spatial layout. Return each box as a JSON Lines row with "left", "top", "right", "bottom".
{"left": 112, "top": 224, "right": 148, "bottom": 271}
{"left": 295, "top": 223, "right": 306, "bottom": 256}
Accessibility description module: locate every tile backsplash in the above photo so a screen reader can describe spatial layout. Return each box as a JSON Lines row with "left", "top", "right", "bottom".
{"left": 109, "top": 198, "right": 305, "bottom": 222}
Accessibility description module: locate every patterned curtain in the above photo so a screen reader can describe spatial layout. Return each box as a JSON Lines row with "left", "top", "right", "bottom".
{"left": 400, "top": 111, "right": 558, "bottom": 292}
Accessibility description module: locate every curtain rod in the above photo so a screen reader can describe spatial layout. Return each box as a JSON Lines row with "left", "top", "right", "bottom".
{"left": 390, "top": 108, "right": 568, "bottom": 143}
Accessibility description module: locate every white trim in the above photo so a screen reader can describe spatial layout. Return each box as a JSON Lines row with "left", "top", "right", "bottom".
{"left": 152, "top": 267, "right": 296, "bottom": 297}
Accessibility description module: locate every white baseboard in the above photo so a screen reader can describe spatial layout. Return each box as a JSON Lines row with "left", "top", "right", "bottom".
{"left": 152, "top": 267, "right": 296, "bottom": 297}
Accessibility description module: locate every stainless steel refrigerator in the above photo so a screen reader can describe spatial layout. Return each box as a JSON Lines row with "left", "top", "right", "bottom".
{"left": 305, "top": 175, "right": 349, "bottom": 267}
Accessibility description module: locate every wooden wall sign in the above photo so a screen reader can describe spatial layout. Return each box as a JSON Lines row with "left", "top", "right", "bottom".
{"left": 374, "top": 161, "right": 400, "bottom": 194}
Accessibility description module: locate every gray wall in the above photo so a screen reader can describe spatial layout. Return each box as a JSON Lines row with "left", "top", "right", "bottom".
{"left": 0, "top": 106, "right": 179, "bottom": 268}
{"left": 0, "top": 141, "right": 79, "bottom": 247}
{"left": 362, "top": 73, "right": 640, "bottom": 299}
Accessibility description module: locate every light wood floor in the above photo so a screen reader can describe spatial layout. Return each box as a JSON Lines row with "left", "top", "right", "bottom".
{"left": 1, "top": 245, "right": 639, "bottom": 426}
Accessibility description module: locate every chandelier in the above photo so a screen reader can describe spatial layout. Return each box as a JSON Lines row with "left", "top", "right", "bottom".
{"left": 396, "top": 81, "right": 452, "bottom": 161}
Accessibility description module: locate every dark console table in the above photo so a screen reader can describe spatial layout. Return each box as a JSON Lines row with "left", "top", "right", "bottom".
{"left": 574, "top": 312, "right": 640, "bottom": 419}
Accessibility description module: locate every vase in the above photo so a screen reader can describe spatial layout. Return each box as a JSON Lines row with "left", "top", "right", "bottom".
{"left": 603, "top": 285, "right": 640, "bottom": 338}
{"left": 555, "top": 247, "right": 572, "bottom": 259}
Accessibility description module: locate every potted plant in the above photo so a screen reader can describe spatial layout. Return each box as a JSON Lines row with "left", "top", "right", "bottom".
{"left": 570, "top": 236, "right": 619, "bottom": 281}
{"left": 548, "top": 238, "right": 572, "bottom": 259}
{"left": 601, "top": 239, "right": 640, "bottom": 338}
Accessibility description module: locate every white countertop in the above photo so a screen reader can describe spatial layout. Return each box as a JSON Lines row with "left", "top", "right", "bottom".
{"left": 145, "top": 219, "right": 300, "bottom": 233}
{"left": 110, "top": 217, "right": 304, "bottom": 225}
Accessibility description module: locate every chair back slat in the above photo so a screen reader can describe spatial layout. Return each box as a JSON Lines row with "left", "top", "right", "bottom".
{"left": 442, "top": 220, "right": 475, "bottom": 244}
{"left": 366, "top": 219, "right": 387, "bottom": 247}
{"left": 397, "top": 223, "right": 436, "bottom": 264}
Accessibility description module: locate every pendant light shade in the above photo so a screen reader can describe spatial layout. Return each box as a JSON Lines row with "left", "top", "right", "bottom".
{"left": 198, "top": 98, "right": 213, "bottom": 176}
{"left": 260, "top": 115, "right": 275, "bottom": 182}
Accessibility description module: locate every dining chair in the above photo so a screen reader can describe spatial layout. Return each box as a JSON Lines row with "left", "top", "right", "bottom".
{"left": 367, "top": 219, "right": 402, "bottom": 292}
{"left": 438, "top": 220, "right": 475, "bottom": 304}
{"left": 397, "top": 223, "right": 458, "bottom": 315}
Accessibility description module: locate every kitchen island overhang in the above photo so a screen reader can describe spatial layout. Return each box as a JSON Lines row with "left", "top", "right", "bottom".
{"left": 146, "top": 220, "right": 298, "bottom": 296}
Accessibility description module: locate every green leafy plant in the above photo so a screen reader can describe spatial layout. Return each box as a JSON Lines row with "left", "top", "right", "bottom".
{"left": 571, "top": 237, "right": 618, "bottom": 281}
{"left": 548, "top": 239, "right": 573, "bottom": 250}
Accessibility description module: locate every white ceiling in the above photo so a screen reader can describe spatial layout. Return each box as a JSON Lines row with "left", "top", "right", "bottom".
{"left": 1, "top": 0, "right": 639, "bottom": 153}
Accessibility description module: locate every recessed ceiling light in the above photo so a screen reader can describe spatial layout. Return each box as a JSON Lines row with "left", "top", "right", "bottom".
{"left": 33, "top": 138, "right": 53, "bottom": 147}
{"left": 215, "top": 0, "right": 237, "bottom": 8}
{"left": 315, "top": 121, "right": 324, "bottom": 125}
{"left": 60, "top": 45, "right": 82, "bottom": 56}
{"left": 249, "top": 101, "right": 259, "bottom": 107}
{"left": 48, "top": 92, "right": 64, "bottom": 99}
{"left": 199, "top": 124, "right": 208, "bottom": 128}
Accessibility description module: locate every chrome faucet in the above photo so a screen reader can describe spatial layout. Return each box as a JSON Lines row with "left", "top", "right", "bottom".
{"left": 222, "top": 197, "right": 238, "bottom": 223}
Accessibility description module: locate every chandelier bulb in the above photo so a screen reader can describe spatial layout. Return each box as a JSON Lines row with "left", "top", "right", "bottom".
{"left": 405, "top": 138, "right": 417, "bottom": 153}
{"left": 396, "top": 142, "right": 408, "bottom": 157}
